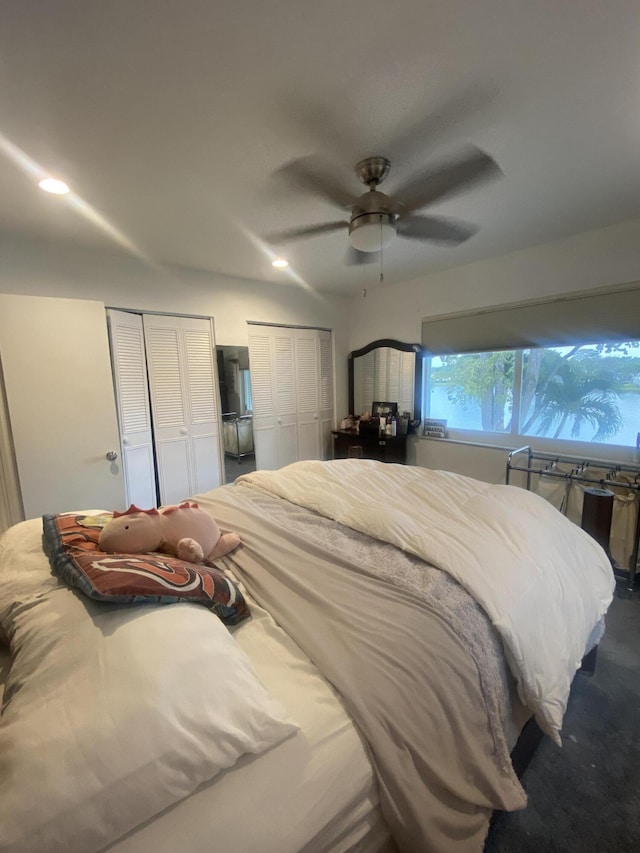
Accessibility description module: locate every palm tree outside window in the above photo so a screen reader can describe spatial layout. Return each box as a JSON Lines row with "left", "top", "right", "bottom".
{"left": 425, "top": 341, "right": 640, "bottom": 447}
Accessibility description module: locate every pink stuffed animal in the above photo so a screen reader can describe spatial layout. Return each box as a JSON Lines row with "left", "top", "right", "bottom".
{"left": 98, "top": 502, "right": 240, "bottom": 563}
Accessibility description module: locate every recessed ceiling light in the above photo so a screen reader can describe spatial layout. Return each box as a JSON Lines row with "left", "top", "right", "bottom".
{"left": 38, "top": 177, "right": 70, "bottom": 195}
{"left": 272, "top": 258, "right": 289, "bottom": 269}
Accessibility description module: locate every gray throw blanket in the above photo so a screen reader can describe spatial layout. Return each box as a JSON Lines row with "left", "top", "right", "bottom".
{"left": 197, "top": 484, "right": 526, "bottom": 853}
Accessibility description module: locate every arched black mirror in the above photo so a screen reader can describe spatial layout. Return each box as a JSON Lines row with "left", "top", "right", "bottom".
{"left": 348, "top": 339, "right": 424, "bottom": 423}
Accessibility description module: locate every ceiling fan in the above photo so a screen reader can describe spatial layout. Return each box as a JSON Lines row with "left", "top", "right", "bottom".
{"left": 264, "top": 146, "right": 502, "bottom": 264}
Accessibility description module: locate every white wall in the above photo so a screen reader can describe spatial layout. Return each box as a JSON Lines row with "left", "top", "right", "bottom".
{"left": 3, "top": 219, "right": 640, "bottom": 489}
{"left": 406, "top": 436, "right": 521, "bottom": 485}
{"left": 0, "top": 235, "right": 352, "bottom": 527}
{"left": 349, "top": 218, "right": 640, "bottom": 348}
{"left": 0, "top": 234, "right": 352, "bottom": 415}
{"left": 349, "top": 218, "right": 640, "bottom": 479}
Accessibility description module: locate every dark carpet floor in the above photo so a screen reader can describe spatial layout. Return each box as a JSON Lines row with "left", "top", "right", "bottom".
{"left": 485, "top": 581, "right": 640, "bottom": 852}
{"left": 223, "top": 452, "right": 256, "bottom": 484}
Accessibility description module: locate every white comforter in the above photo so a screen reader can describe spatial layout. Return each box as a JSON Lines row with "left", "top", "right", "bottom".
{"left": 238, "top": 460, "right": 616, "bottom": 744}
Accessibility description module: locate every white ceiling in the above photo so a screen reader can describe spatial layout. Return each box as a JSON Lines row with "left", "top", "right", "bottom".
{"left": 1, "top": 1, "right": 640, "bottom": 295}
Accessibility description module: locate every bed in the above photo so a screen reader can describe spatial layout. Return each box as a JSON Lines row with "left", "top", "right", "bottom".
{"left": 0, "top": 459, "right": 615, "bottom": 853}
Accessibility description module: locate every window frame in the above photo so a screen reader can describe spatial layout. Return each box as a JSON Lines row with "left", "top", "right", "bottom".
{"left": 421, "top": 343, "right": 640, "bottom": 460}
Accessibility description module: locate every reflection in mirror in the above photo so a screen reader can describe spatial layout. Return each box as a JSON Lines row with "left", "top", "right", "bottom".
{"left": 354, "top": 349, "right": 414, "bottom": 416}
{"left": 349, "top": 339, "right": 423, "bottom": 423}
{"left": 216, "top": 346, "right": 256, "bottom": 483}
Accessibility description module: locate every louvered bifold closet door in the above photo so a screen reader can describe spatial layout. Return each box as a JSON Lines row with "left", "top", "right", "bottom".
{"left": 247, "top": 329, "right": 279, "bottom": 470}
{"left": 107, "top": 310, "right": 157, "bottom": 509}
{"left": 295, "top": 328, "right": 321, "bottom": 461}
{"left": 318, "top": 330, "right": 334, "bottom": 460}
{"left": 273, "top": 330, "right": 298, "bottom": 467}
{"left": 249, "top": 325, "right": 332, "bottom": 469}
{"left": 181, "top": 321, "right": 221, "bottom": 494}
{"left": 143, "top": 315, "right": 221, "bottom": 505}
{"left": 248, "top": 325, "right": 299, "bottom": 470}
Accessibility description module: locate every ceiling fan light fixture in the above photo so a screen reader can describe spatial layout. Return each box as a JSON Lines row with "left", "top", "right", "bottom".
{"left": 271, "top": 258, "right": 289, "bottom": 268}
{"left": 348, "top": 213, "right": 395, "bottom": 253}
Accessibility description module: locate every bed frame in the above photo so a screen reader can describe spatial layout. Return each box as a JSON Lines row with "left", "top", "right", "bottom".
{"left": 490, "top": 642, "right": 599, "bottom": 839}
{"left": 508, "top": 645, "right": 597, "bottom": 779}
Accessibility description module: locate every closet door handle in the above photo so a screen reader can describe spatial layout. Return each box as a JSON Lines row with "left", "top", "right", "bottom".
{"left": 277, "top": 418, "right": 282, "bottom": 425}
{"left": 179, "top": 428, "right": 188, "bottom": 435}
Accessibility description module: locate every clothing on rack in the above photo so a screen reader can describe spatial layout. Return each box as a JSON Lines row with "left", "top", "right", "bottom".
{"left": 507, "top": 447, "right": 640, "bottom": 589}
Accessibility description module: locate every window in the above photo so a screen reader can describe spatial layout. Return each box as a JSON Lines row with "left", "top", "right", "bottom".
{"left": 426, "top": 341, "right": 640, "bottom": 447}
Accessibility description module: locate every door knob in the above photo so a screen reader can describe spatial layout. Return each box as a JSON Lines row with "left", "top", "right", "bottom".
{"left": 106, "top": 450, "right": 118, "bottom": 461}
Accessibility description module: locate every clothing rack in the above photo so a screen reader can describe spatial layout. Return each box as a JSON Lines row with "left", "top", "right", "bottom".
{"left": 506, "top": 445, "right": 640, "bottom": 591}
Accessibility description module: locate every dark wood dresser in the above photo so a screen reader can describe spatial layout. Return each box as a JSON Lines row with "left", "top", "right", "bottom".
{"left": 331, "top": 429, "right": 407, "bottom": 464}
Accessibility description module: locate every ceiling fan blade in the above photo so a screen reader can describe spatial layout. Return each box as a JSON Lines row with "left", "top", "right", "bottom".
{"left": 382, "top": 85, "right": 499, "bottom": 163}
{"left": 393, "top": 147, "right": 502, "bottom": 213}
{"left": 396, "top": 215, "right": 478, "bottom": 244}
{"left": 343, "top": 245, "right": 381, "bottom": 266}
{"left": 263, "top": 220, "right": 348, "bottom": 245}
{"left": 275, "top": 95, "right": 362, "bottom": 163}
{"left": 273, "top": 156, "right": 357, "bottom": 209}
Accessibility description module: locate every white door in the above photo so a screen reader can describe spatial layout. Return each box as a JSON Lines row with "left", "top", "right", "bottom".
{"left": 295, "top": 328, "right": 321, "bottom": 461}
{"left": 273, "top": 330, "right": 298, "bottom": 467}
{"left": 248, "top": 329, "right": 278, "bottom": 470}
{"left": 182, "top": 321, "right": 222, "bottom": 494}
{"left": 0, "top": 368, "right": 22, "bottom": 534}
{"left": 107, "top": 310, "right": 157, "bottom": 509}
{"left": 143, "top": 315, "right": 221, "bottom": 504}
{"left": 250, "top": 324, "right": 332, "bottom": 469}
{"left": 249, "top": 326, "right": 298, "bottom": 470}
{"left": 0, "top": 295, "right": 125, "bottom": 518}
{"left": 318, "top": 330, "right": 334, "bottom": 460}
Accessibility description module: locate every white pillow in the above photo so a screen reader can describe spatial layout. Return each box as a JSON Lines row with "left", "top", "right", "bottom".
{"left": 0, "top": 563, "right": 298, "bottom": 853}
